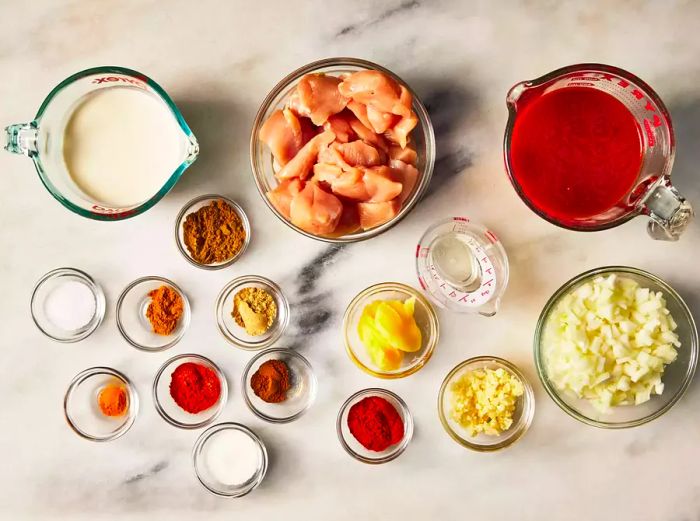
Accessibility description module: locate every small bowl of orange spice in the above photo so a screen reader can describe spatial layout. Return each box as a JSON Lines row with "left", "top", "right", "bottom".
{"left": 242, "top": 348, "right": 317, "bottom": 423}
{"left": 175, "top": 195, "right": 251, "bottom": 270}
{"left": 63, "top": 367, "right": 138, "bottom": 442}
{"left": 116, "top": 276, "right": 191, "bottom": 352}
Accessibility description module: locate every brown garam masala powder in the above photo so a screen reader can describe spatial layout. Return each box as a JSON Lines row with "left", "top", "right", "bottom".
{"left": 183, "top": 199, "right": 246, "bottom": 264}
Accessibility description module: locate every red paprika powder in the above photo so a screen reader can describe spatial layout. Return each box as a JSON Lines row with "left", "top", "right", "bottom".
{"left": 169, "top": 362, "right": 221, "bottom": 414}
{"left": 347, "top": 396, "right": 404, "bottom": 452}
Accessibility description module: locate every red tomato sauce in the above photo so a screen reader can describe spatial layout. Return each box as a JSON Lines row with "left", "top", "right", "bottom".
{"left": 509, "top": 87, "right": 643, "bottom": 222}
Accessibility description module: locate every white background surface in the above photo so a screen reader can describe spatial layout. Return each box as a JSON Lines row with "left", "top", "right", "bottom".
{"left": 2, "top": 1, "right": 700, "bottom": 519}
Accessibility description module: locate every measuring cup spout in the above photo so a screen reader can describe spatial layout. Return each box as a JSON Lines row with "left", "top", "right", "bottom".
{"left": 643, "top": 178, "right": 694, "bottom": 241}
{"left": 506, "top": 81, "right": 530, "bottom": 108}
{"left": 183, "top": 133, "right": 199, "bottom": 164}
{"left": 4, "top": 122, "right": 38, "bottom": 156}
{"left": 477, "top": 298, "right": 501, "bottom": 318}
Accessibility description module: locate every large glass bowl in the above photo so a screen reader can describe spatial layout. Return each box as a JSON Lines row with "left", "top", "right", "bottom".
{"left": 250, "top": 57, "right": 436, "bottom": 243}
{"left": 535, "top": 266, "right": 698, "bottom": 428}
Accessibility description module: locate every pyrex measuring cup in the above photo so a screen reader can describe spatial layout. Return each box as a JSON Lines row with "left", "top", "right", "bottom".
{"left": 4, "top": 66, "right": 199, "bottom": 220}
{"left": 504, "top": 63, "right": 692, "bottom": 241}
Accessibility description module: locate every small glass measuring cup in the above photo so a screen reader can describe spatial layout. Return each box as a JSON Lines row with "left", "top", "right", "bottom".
{"left": 416, "top": 217, "right": 509, "bottom": 317}
{"left": 504, "top": 63, "right": 692, "bottom": 241}
{"left": 4, "top": 66, "right": 199, "bottom": 220}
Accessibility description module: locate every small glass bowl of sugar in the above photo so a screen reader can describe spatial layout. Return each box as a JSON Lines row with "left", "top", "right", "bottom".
{"left": 31, "top": 268, "right": 106, "bottom": 342}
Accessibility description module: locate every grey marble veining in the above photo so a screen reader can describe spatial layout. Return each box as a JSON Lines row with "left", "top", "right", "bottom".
{"left": 2, "top": 1, "right": 700, "bottom": 520}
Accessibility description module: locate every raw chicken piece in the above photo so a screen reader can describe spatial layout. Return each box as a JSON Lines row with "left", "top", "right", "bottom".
{"left": 346, "top": 100, "right": 373, "bottom": 130}
{"left": 339, "top": 71, "right": 412, "bottom": 118}
{"left": 318, "top": 142, "right": 353, "bottom": 170}
{"left": 266, "top": 178, "right": 304, "bottom": 219}
{"left": 327, "top": 168, "right": 370, "bottom": 201}
{"left": 358, "top": 199, "right": 401, "bottom": 229}
{"left": 277, "top": 130, "right": 336, "bottom": 180}
{"left": 290, "top": 182, "right": 343, "bottom": 235}
{"left": 363, "top": 166, "right": 403, "bottom": 202}
{"left": 348, "top": 118, "right": 389, "bottom": 152}
{"left": 366, "top": 105, "right": 398, "bottom": 134}
{"left": 329, "top": 203, "right": 361, "bottom": 236}
{"left": 385, "top": 113, "right": 418, "bottom": 149}
{"left": 323, "top": 112, "right": 357, "bottom": 143}
{"left": 294, "top": 74, "right": 348, "bottom": 125}
{"left": 388, "top": 144, "right": 417, "bottom": 165}
{"left": 312, "top": 163, "right": 343, "bottom": 184}
{"left": 336, "top": 140, "right": 384, "bottom": 167}
{"left": 258, "top": 109, "right": 314, "bottom": 166}
{"left": 390, "top": 159, "right": 419, "bottom": 203}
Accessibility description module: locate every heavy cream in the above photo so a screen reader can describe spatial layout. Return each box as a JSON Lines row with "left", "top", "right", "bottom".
{"left": 62, "top": 87, "right": 184, "bottom": 208}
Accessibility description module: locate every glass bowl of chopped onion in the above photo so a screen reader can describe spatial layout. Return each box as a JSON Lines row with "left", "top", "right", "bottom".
{"left": 250, "top": 57, "right": 435, "bottom": 243}
{"left": 438, "top": 356, "right": 535, "bottom": 452}
{"left": 535, "top": 266, "right": 698, "bottom": 429}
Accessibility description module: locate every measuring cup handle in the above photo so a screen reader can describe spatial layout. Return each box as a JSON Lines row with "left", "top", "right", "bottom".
{"left": 643, "top": 177, "right": 694, "bottom": 241}
{"left": 4, "top": 122, "right": 38, "bottom": 156}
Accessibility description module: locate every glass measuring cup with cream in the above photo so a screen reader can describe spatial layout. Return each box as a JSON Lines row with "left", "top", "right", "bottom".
{"left": 4, "top": 66, "right": 198, "bottom": 220}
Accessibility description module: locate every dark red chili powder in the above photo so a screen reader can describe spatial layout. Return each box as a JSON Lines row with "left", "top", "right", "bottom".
{"left": 347, "top": 396, "right": 404, "bottom": 452}
{"left": 169, "top": 362, "right": 221, "bottom": 414}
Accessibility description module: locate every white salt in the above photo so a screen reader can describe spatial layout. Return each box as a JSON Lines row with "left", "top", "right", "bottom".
{"left": 43, "top": 279, "right": 96, "bottom": 331}
{"left": 204, "top": 429, "right": 262, "bottom": 486}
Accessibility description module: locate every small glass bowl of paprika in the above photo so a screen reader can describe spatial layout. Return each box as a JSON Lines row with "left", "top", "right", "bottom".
{"left": 242, "top": 347, "right": 317, "bottom": 423}
{"left": 175, "top": 195, "right": 251, "bottom": 270}
{"left": 116, "top": 276, "right": 191, "bottom": 352}
{"left": 64, "top": 367, "right": 139, "bottom": 442}
{"left": 336, "top": 388, "right": 413, "bottom": 464}
{"left": 153, "top": 353, "right": 228, "bottom": 429}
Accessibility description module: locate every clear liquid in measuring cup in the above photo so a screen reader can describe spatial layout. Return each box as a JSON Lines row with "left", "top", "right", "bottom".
{"left": 416, "top": 218, "right": 509, "bottom": 316}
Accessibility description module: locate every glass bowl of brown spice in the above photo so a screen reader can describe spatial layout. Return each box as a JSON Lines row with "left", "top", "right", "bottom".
{"left": 175, "top": 195, "right": 251, "bottom": 270}
{"left": 116, "top": 276, "right": 191, "bottom": 352}
{"left": 215, "top": 275, "right": 290, "bottom": 350}
{"left": 242, "top": 348, "right": 317, "bottom": 423}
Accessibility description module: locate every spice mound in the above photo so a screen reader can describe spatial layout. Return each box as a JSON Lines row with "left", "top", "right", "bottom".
{"left": 450, "top": 367, "right": 524, "bottom": 436}
{"left": 146, "top": 285, "right": 184, "bottom": 335}
{"left": 183, "top": 199, "right": 246, "bottom": 265}
{"left": 170, "top": 362, "right": 221, "bottom": 414}
{"left": 251, "top": 359, "right": 291, "bottom": 403}
{"left": 232, "top": 287, "right": 277, "bottom": 336}
{"left": 97, "top": 383, "right": 128, "bottom": 417}
{"left": 347, "top": 396, "right": 404, "bottom": 452}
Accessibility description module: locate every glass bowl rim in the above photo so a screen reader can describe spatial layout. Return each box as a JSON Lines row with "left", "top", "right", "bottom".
{"left": 437, "top": 356, "right": 535, "bottom": 452}
{"left": 342, "top": 281, "right": 439, "bottom": 378}
{"left": 215, "top": 274, "right": 290, "bottom": 351}
{"left": 174, "top": 194, "right": 251, "bottom": 270}
{"left": 249, "top": 56, "right": 436, "bottom": 243}
{"left": 241, "top": 347, "right": 318, "bottom": 423}
{"left": 116, "top": 275, "right": 191, "bottom": 352}
{"left": 191, "top": 422, "right": 268, "bottom": 498}
{"left": 534, "top": 265, "right": 699, "bottom": 429}
{"left": 63, "top": 366, "right": 139, "bottom": 442}
{"left": 335, "top": 387, "right": 414, "bottom": 464}
{"left": 152, "top": 353, "right": 228, "bottom": 429}
{"left": 31, "top": 267, "right": 106, "bottom": 343}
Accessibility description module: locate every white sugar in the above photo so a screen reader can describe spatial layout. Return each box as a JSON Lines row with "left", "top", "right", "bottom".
{"left": 43, "top": 279, "right": 96, "bottom": 331}
{"left": 204, "top": 429, "right": 262, "bottom": 486}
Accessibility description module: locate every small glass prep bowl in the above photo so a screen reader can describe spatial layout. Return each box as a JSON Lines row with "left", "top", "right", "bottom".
{"left": 31, "top": 267, "right": 106, "bottom": 342}
{"left": 64, "top": 367, "right": 139, "bottom": 441}
{"left": 175, "top": 194, "right": 251, "bottom": 270}
{"left": 438, "top": 357, "right": 535, "bottom": 452}
{"left": 153, "top": 353, "right": 228, "bottom": 429}
{"left": 216, "top": 275, "right": 290, "bottom": 350}
{"left": 250, "top": 57, "right": 436, "bottom": 243}
{"left": 242, "top": 348, "right": 317, "bottom": 423}
{"left": 192, "top": 422, "right": 268, "bottom": 498}
{"left": 336, "top": 388, "right": 413, "bottom": 464}
{"left": 535, "top": 266, "right": 699, "bottom": 429}
{"left": 116, "top": 276, "right": 191, "bottom": 352}
{"left": 343, "top": 282, "right": 439, "bottom": 378}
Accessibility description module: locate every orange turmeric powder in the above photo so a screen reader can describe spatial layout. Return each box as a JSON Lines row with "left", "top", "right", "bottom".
{"left": 183, "top": 199, "right": 246, "bottom": 264}
{"left": 146, "top": 285, "right": 184, "bottom": 335}
{"left": 98, "top": 384, "right": 128, "bottom": 417}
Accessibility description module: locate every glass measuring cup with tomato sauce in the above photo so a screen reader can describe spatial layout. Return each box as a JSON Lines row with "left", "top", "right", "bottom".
{"left": 504, "top": 64, "right": 692, "bottom": 241}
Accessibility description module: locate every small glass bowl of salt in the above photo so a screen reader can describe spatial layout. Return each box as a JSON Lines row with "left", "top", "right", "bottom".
{"left": 31, "top": 267, "right": 105, "bottom": 342}
{"left": 192, "top": 422, "right": 268, "bottom": 497}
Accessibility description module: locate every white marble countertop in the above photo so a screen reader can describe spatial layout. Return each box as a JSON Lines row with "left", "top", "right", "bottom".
{"left": 2, "top": 1, "right": 700, "bottom": 519}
